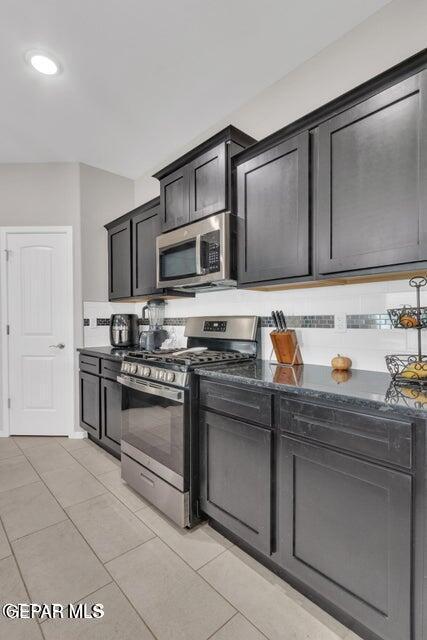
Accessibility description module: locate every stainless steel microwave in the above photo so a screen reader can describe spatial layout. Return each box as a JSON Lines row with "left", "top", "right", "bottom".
{"left": 156, "top": 212, "right": 236, "bottom": 291}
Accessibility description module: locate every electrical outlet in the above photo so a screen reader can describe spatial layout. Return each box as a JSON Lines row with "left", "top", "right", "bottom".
{"left": 335, "top": 313, "right": 347, "bottom": 332}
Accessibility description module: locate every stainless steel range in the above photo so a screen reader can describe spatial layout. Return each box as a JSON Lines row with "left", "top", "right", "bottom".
{"left": 118, "top": 316, "right": 259, "bottom": 527}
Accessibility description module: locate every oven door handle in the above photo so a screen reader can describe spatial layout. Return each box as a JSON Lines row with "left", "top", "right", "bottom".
{"left": 117, "top": 376, "right": 184, "bottom": 403}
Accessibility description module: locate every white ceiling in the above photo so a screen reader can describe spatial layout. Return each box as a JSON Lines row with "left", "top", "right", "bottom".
{"left": 1, "top": 0, "right": 389, "bottom": 179}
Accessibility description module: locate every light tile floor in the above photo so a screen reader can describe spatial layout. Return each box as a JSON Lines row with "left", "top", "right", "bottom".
{"left": 0, "top": 436, "right": 363, "bottom": 640}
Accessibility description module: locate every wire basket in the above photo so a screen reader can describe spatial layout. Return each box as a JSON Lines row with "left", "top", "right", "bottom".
{"left": 386, "top": 276, "right": 427, "bottom": 385}
{"left": 387, "top": 305, "right": 427, "bottom": 329}
{"left": 385, "top": 354, "right": 427, "bottom": 383}
{"left": 385, "top": 381, "right": 427, "bottom": 409}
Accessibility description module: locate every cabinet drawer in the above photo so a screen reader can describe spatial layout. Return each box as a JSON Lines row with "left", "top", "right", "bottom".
{"left": 79, "top": 354, "right": 100, "bottom": 375}
{"left": 101, "top": 358, "right": 122, "bottom": 381}
{"left": 199, "top": 379, "right": 272, "bottom": 426}
{"left": 279, "top": 397, "right": 412, "bottom": 469}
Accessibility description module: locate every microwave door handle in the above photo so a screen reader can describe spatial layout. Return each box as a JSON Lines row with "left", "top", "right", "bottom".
{"left": 117, "top": 376, "right": 184, "bottom": 403}
{"left": 195, "top": 235, "right": 203, "bottom": 275}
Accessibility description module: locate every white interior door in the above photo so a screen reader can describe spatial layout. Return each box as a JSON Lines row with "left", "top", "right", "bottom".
{"left": 5, "top": 231, "right": 73, "bottom": 435}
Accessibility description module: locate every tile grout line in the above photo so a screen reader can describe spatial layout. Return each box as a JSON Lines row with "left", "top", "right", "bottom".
{"left": 0, "top": 511, "right": 47, "bottom": 640}
{"left": 11, "top": 440, "right": 343, "bottom": 640}
{"left": 18, "top": 442, "right": 162, "bottom": 640}
{"left": 126, "top": 514, "right": 272, "bottom": 639}
{"left": 12, "top": 442, "right": 277, "bottom": 640}
{"left": 38, "top": 580, "right": 115, "bottom": 625}
{"left": 49, "top": 441, "right": 268, "bottom": 639}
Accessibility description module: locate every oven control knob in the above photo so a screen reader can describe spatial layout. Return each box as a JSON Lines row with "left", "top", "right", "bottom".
{"left": 137, "top": 365, "right": 145, "bottom": 376}
{"left": 158, "top": 370, "right": 165, "bottom": 381}
{"left": 166, "top": 372, "right": 175, "bottom": 383}
{"left": 143, "top": 367, "right": 151, "bottom": 377}
{"left": 130, "top": 364, "right": 138, "bottom": 375}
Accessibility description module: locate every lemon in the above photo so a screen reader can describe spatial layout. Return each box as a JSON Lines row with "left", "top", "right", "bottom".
{"left": 400, "top": 362, "right": 427, "bottom": 379}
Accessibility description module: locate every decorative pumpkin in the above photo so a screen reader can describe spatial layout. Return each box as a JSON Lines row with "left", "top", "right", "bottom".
{"left": 331, "top": 354, "right": 352, "bottom": 371}
{"left": 331, "top": 369, "right": 352, "bottom": 384}
{"left": 399, "top": 313, "right": 418, "bottom": 328}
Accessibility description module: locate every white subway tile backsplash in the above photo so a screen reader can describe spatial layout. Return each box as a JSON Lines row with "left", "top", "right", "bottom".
{"left": 83, "top": 276, "right": 420, "bottom": 372}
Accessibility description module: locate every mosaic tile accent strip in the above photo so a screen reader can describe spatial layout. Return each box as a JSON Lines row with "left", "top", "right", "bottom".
{"left": 346, "top": 314, "right": 392, "bottom": 329}
{"left": 261, "top": 315, "right": 335, "bottom": 329}
{"left": 139, "top": 318, "right": 187, "bottom": 326}
{"left": 86, "top": 314, "right": 394, "bottom": 330}
{"left": 96, "top": 318, "right": 111, "bottom": 326}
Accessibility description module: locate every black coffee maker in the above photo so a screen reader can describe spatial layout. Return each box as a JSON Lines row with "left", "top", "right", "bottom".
{"left": 110, "top": 314, "right": 139, "bottom": 348}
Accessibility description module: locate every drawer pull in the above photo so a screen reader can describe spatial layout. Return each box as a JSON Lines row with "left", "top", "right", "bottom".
{"left": 140, "top": 472, "right": 155, "bottom": 487}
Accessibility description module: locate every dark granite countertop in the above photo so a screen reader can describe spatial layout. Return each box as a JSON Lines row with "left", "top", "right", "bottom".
{"left": 77, "top": 346, "right": 139, "bottom": 361}
{"left": 195, "top": 360, "right": 427, "bottom": 419}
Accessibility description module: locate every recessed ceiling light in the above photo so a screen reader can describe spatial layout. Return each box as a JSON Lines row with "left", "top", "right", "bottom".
{"left": 25, "top": 50, "right": 61, "bottom": 75}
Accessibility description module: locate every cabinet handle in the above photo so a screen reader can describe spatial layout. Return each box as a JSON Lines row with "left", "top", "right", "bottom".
{"left": 139, "top": 472, "right": 155, "bottom": 487}
{"left": 49, "top": 343, "right": 65, "bottom": 349}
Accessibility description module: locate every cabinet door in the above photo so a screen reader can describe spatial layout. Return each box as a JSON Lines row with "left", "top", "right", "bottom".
{"left": 160, "top": 166, "right": 189, "bottom": 232}
{"left": 108, "top": 220, "right": 132, "bottom": 300}
{"left": 189, "top": 143, "right": 227, "bottom": 222}
{"left": 79, "top": 372, "right": 100, "bottom": 439}
{"left": 199, "top": 410, "right": 272, "bottom": 554}
{"left": 317, "top": 71, "right": 427, "bottom": 275}
{"left": 100, "top": 378, "right": 122, "bottom": 456}
{"left": 278, "top": 435, "right": 411, "bottom": 640}
{"left": 132, "top": 205, "right": 162, "bottom": 296}
{"left": 237, "top": 132, "right": 309, "bottom": 284}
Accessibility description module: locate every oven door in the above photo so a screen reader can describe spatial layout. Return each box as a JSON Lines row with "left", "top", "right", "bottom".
{"left": 118, "top": 375, "right": 186, "bottom": 491}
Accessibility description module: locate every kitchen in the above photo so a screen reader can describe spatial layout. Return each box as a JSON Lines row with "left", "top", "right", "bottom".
{"left": 1, "top": 2, "right": 427, "bottom": 640}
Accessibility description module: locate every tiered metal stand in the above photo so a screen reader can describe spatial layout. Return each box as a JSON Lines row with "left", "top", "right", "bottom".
{"left": 385, "top": 276, "right": 427, "bottom": 408}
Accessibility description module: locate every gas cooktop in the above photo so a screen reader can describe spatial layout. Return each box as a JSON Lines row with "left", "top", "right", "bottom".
{"left": 126, "top": 347, "right": 251, "bottom": 367}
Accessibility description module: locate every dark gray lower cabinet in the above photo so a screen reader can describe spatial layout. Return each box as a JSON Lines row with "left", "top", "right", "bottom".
{"left": 199, "top": 409, "right": 272, "bottom": 554}
{"left": 278, "top": 435, "right": 412, "bottom": 640}
{"left": 79, "top": 354, "right": 122, "bottom": 458}
{"left": 100, "top": 378, "right": 122, "bottom": 456}
{"left": 79, "top": 371, "right": 100, "bottom": 438}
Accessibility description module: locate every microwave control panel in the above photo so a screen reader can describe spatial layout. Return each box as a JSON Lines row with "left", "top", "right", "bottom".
{"left": 201, "top": 230, "right": 221, "bottom": 273}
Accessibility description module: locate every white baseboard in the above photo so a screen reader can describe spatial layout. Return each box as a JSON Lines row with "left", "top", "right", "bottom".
{"left": 69, "top": 431, "right": 87, "bottom": 440}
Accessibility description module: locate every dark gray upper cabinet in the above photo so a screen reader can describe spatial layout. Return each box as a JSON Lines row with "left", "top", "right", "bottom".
{"left": 199, "top": 409, "right": 272, "bottom": 554}
{"left": 278, "top": 435, "right": 411, "bottom": 640}
{"left": 236, "top": 132, "right": 310, "bottom": 285}
{"left": 105, "top": 197, "right": 162, "bottom": 301}
{"left": 132, "top": 201, "right": 162, "bottom": 297}
{"left": 317, "top": 70, "right": 427, "bottom": 276}
{"left": 101, "top": 378, "right": 122, "bottom": 456}
{"left": 108, "top": 220, "right": 132, "bottom": 300}
{"left": 189, "top": 143, "right": 227, "bottom": 222}
{"left": 154, "top": 126, "right": 256, "bottom": 233}
{"left": 160, "top": 166, "right": 189, "bottom": 232}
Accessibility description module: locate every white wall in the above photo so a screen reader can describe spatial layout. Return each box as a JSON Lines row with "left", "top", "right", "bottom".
{"left": 0, "top": 161, "right": 134, "bottom": 433}
{"left": 135, "top": 0, "right": 427, "bottom": 203}
{"left": 0, "top": 162, "right": 82, "bottom": 433}
{"left": 80, "top": 164, "right": 134, "bottom": 302}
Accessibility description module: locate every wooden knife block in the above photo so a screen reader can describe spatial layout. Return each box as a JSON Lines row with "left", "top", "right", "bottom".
{"left": 270, "top": 330, "right": 303, "bottom": 365}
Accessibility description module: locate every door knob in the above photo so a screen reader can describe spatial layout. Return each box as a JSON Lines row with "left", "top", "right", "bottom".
{"left": 49, "top": 343, "right": 65, "bottom": 349}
